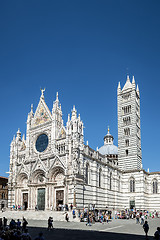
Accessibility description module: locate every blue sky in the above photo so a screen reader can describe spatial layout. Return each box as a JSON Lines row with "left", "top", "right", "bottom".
{"left": 0, "top": 0, "right": 160, "bottom": 176}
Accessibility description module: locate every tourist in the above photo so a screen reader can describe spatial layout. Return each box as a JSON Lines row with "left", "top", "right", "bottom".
{"left": 47, "top": 217, "right": 53, "bottom": 231}
{"left": 17, "top": 219, "right": 21, "bottom": 229}
{"left": 70, "top": 203, "right": 73, "bottom": 210}
{"left": 13, "top": 229, "right": 22, "bottom": 239}
{"left": 65, "top": 213, "right": 69, "bottom": 222}
{"left": 154, "top": 227, "right": 160, "bottom": 240}
{"left": 21, "top": 228, "right": 32, "bottom": 240}
{"left": 65, "top": 204, "right": 69, "bottom": 211}
{"left": 106, "top": 215, "right": 109, "bottom": 224}
{"left": 35, "top": 205, "right": 39, "bottom": 211}
{"left": 10, "top": 219, "right": 16, "bottom": 229}
{"left": 141, "top": 215, "right": 144, "bottom": 225}
{"left": 86, "top": 213, "right": 91, "bottom": 226}
{"left": 3, "top": 217, "right": 7, "bottom": 227}
{"left": 143, "top": 221, "right": 149, "bottom": 239}
{"left": 72, "top": 209, "right": 76, "bottom": 218}
{"left": 34, "top": 232, "right": 45, "bottom": 240}
{"left": 22, "top": 217, "right": 28, "bottom": 232}
{"left": 136, "top": 213, "right": 140, "bottom": 224}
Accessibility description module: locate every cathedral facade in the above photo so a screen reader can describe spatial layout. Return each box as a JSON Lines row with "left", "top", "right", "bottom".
{"left": 8, "top": 77, "right": 160, "bottom": 211}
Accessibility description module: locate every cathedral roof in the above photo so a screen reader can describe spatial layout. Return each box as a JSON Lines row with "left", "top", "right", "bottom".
{"left": 99, "top": 144, "right": 118, "bottom": 155}
{"left": 98, "top": 127, "right": 118, "bottom": 155}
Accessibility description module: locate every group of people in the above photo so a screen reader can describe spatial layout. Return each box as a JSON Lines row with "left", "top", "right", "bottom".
{"left": 79, "top": 210, "right": 111, "bottom": 224}
{"left": 56, "top": 203, "right": 73, "bottom": 211}
{"left": 12, "top": 205, "right": 23, "bottom": 211}
{"left": 0, "top": 217, "right": 45, "bottom": 240}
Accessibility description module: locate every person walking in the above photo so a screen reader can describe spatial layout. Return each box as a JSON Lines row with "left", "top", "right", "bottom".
{"left": 47, "top": 217, "right": 53, "bottom": 231}
{"left": 143, "top": 221, "right": 149, "bottom": 239}
{"left": 141, "top": 215, "right": 144, "bottom": 225}
{"left": 65, "top": 213, "right": 69, "bottom": 222}
{"left": 106, "top": 215, "right": 109, "bottom": 224}
{"left": 22, "top": 217, "right": 28, "bottom": 232}
{"left": 86, "top": 214, "right": 91, "bottom": 226}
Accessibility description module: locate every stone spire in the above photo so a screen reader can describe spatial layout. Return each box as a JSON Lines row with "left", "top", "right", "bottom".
{"left": 132, "top": 76, "right": 136, "bottom": 89}
{"left": 68, "top": 114, "right": 70, "bottom": 121}
{"left": 22, "top": 134, "right": 25, "bottom": 142}
{"left": 16, "top": 128, "right": 21, "bottom": 141}
{"left": 30, "top": 104, "right": 34, "bottom": 118}
{"left": 117, "top": 82, "right": 121, "bottom": 94}
{"left": 132, "top": 75, "right": 135, "bottom": 84}
{"left": 118, "top": 81, "right": 121, "bottom": 89}
{"left": 136, "top": 84, "right": 140, "bottom": 96}
{"left": 56, "top": 92, "right": 59, "bottom": 102}
{"left": 71, "top": 105, "right": 77, "bottom": 120}
{"left": 52, "top": 92, "right": 60, "bottom": 111}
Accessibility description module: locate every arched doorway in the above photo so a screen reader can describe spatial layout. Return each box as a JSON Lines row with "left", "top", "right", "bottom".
{"left": 31, "top": 170, "right": 46, "bottom": 210}
{"left": 49, "top": 167, "right": 65, "bottom": 210}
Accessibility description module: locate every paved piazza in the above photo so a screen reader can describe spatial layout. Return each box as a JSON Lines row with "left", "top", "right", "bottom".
{"left": 28, "top": 218, "right": 160, "bottom": 240}
{"left": 1, "top": 211, "right": 160, "bottom": 240}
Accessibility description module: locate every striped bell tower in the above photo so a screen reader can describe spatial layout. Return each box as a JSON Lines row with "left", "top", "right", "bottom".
{"left": 117, "top": 76, "right": 142, "bottom": 170}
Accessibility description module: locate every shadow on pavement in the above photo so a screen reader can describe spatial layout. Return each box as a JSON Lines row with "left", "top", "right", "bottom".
{"left": 28, "top": 226, "right": 154, "bottom": 240}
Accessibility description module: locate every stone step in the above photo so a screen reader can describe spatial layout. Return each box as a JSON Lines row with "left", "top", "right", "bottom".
{"left": 0, "top": 210, "right": 79, "bottom": 222}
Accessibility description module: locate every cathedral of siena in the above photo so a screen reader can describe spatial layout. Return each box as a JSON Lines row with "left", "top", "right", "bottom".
{"left": 8, "top": 76, "right": 160, "bottom": 211}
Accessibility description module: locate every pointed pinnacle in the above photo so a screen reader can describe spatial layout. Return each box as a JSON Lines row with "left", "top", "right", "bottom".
{"left": 31, "top": 104, "right": 33, "bottom": 113}
{"left": 56, "top": 92, "right": 59, "bottom": 100}
{"left": 73, "top": 105, "right": 76, "bottom": 111}
{"left": 132, "top": 76, "right": 135, "bottom": 84}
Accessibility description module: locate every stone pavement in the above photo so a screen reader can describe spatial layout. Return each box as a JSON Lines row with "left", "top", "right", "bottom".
{"left": 0, "top": 210, "right": 160, "bottom": 239}
{"left": 28, "top": 218, "right": 160, "bottom": 240}
{"left": 27, "top": 218, "right": 160, "bottom": 239}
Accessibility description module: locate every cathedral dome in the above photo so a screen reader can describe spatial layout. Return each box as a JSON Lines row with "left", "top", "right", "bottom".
{"left": 98, "top": 127, "right": 118, "bottom": 155}
{"left": 99, "top": 144, "right": 118, "bottom": 155}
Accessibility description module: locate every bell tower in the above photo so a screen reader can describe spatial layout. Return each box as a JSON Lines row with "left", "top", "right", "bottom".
{"left": 117, "top": 76, "right": 142, "bottom": 170}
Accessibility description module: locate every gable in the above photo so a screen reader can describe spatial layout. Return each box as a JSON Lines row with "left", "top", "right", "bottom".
{"left": 33, "top": 98, "right": 52, "bottom": 126}
{"left": 58, "top": 127, "right": 66, "bottom": 139}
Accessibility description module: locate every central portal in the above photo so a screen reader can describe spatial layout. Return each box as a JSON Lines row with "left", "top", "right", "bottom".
{"left": 37, "top": 188, "right": 45, "bottom": 210}
{"left": 56, "top": 190, "right": 64, "bottom": 210}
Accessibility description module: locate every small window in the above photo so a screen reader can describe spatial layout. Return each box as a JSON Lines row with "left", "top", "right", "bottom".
{"left": 125, "top": 140, "right": 129, "bottom": 147}
{"left": 110, "top": 173, "right": 112, "bottom": 190}
{"left": 86, "top": 164, "right": 89, "bottom": 185}
{"left": 130, "top": 179, "right": 135, "bottom": 192}
{"left": 99, "top": 170, "right": 102, "bottom": 188}
{"left": 118, "top": 176, "right": 121, "bottom": 192}
{"left": 126, "top": 150, "right": 128, "bottom": 156}
{"left": 153, "top": 180, "right": 158, "bottom": 194}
